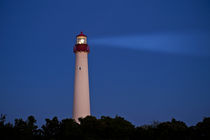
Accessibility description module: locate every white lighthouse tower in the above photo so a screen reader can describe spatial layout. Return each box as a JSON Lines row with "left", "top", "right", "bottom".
{"left": 73, "top": 32, "right": 90, "bottom": 123}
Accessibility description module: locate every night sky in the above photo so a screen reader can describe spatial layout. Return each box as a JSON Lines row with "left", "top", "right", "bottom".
{"left": 0, "top": 0, "right": 210, "bottom": 126}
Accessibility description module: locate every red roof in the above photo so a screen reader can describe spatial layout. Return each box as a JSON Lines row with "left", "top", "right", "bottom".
{"left": 77, "top": 32, "right": 87, "bottom": 37}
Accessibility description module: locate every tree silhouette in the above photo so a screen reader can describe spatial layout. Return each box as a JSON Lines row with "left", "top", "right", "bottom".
{"left": 194, "top": 117, "right": 210, "bottom": 139}
{"left": 0, "top": 114, "right": 210, "bottom": 140}
{"left": 60, "top": 118, "right": 81, "bottom": 140}
{"left": 42, "top": 117, "right": 60, "bottom": 140}
{"left": 155, "top": 118, "right": 188, "bottom": 140}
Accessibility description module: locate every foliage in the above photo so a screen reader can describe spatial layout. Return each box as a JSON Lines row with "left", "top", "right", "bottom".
{"left": 0, "top": 114, "right": 210, "bottom": 140}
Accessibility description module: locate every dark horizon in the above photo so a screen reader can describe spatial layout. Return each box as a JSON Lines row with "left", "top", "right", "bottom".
{"left": 1, "top": 115, "right": 210, "bottom": 140}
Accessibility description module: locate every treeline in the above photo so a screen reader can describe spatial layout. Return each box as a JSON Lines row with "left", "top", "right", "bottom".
{"left": 0, "top": 114, "right": 210, "bottom": 140}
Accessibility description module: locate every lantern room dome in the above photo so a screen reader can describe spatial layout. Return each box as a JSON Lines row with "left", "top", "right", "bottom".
{"left": 77, "top": 32, "right": 87, "bottom": 37}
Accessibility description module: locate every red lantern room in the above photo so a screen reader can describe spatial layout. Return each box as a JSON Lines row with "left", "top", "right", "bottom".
{"left": 74, "top": 32, "right": 90, "bottom": 53}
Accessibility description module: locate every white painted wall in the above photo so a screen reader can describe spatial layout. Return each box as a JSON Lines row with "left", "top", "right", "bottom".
{"left": 73, "top": 51, "right": 90, "bottom": 123}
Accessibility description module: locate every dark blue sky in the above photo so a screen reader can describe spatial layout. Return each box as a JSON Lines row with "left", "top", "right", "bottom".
{"left": 0, "top": 0, "right": 210, "bottom": 126}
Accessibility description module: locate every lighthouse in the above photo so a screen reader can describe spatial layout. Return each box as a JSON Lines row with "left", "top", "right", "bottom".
{"left": 73, "top": 32, "right": 90, "bottom": 123}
